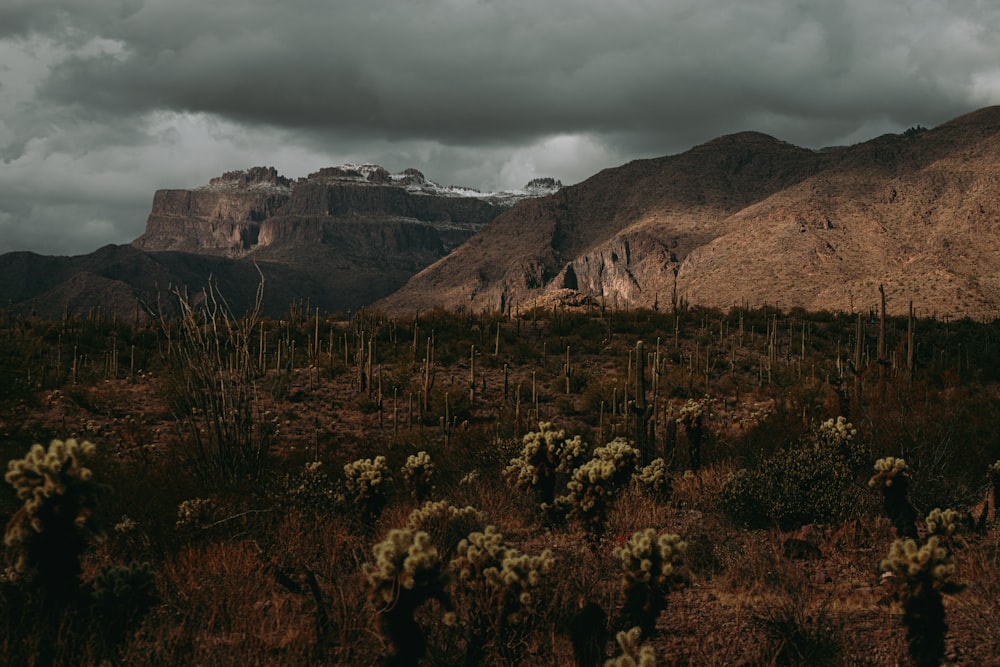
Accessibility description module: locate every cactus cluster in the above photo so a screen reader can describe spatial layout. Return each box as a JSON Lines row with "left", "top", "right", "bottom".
{"left": 554, "top": 438, "right": 640, "bottom": 534}
{"left": 924, "top": 507, "right": 960, "bottom": 538}
{"left": 4, "top": 438, "right": 106, "bottom": 602}
{"left": 604, "top": 626, "right": 658, "bottom": 667}
{"left": 401, "top": 451, "right": 436, "bottom": 501}
{"left": 881, "top": 536, "right": 964, "bottom": 667}
{"left": 634, "top": 458, "right": 672, "bottom": 497}
{"left": 451, "top": 526, "right": 553, "bottom": 623}
{"left": 344, "top": 455, "right": 392, "bottom": 521}
{"left": 615, "top": 529, "right": 687, "bottom": 638}
{"left": 405, "top": 501, "right": 484, "bottom": 560}
{"left": 504, "top": 423, "right": 587, "bottom": 504}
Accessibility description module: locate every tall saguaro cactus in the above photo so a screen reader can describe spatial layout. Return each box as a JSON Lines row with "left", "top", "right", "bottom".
{"left": 630, "top": 341, "right": 654, "bottom": 465}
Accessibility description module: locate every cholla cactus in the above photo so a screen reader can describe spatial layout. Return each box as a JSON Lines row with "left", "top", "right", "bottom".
{"left": 881, "top": 536, "right": 964, "bottom": 667}
{"left": 554, "top": 438, "right": 639, "bottom": 535}
{"left": 401, "top": 451, "right": 436, "bottom": 502}
{"left": 925, "top": 508, "right": 960, "bottom": 538}
{"left": 869, "top": 457, "right": 908, "bottom": 489}
{"left": 344, "top": 455, "right": 392, "bottom": 521}
{"left": 504, "top": 423, "right": 587, "bottom": 504}
{"left": 676, "top": 397, "right": 710, "bottom": 471}
{"left": 634, "top": 458, "right": 672, "bottom": 498}
{"left": 4, "top": 439, "right": 106, "bottom": 602}
{"left": 285, "top": 461, "right": 340, "bottom": 512}
{"left": 605, "top": 626, "right": 657, "bottom": 667}
{"left": 870, "top": 457, "right": 918, "bottom": 539}
{"left": 615, "top": 529, "right": 687, "bottom": 638}
{"left": 451, "top": 525, "right": 554, "bottom": 628}
{"left": 91, "top": 560, "right": 159, "bottom": 646}
{"left": 363, "top": 528, "right": 451, "bottom": 665}
{"left": 405, "top": 501, "right": 484, "bottom": 561}
{"left": 175, "top": 497, "right": 218, "bottom": 531}
{"left": 814, "top": 416, "right": 867, "bottom": 469}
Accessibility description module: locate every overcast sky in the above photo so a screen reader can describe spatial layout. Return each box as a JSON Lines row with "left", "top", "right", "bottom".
{"left": 2, "top": 0, "right": 999, "bottom": 256}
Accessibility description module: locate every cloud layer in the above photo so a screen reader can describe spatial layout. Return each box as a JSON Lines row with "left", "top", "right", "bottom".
{"left": 3, "top": 0, "right": 1000, "bottom": 254}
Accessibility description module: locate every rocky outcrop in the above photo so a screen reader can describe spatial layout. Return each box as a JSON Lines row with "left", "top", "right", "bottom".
{"left": 130, "top": 164, "right": 560, "bottom": 310}
{"left": 133, "top": 164, "right": 557, "bottom": 258}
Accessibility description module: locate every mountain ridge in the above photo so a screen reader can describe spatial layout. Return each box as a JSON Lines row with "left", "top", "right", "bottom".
{"left": 376, "top": 106, "right": 1000, "bottom": 318}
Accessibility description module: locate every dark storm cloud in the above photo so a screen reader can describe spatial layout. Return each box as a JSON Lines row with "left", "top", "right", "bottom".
{"left": 29, "top": 0, "right": 997, "bottom": 148}
{"left": 3, "top": 0, "right": 1000, "bottom": 255}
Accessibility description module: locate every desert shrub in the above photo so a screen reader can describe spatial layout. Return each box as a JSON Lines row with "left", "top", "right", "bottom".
{"left": 720, "top": 417, "right": 871, "bottom": 530}
{"left": 720, "top": 444, "right": 865, "bottom": 530}
{"left": 615, "top": 529, "right": 687, "bottom": 639}
{"left": 881, "top": 536, "right": 964, "bottom": 667}
{"left": 343, "top": 455, "right": 392, "bottom": 523}
{"left": 401, "top": 451, "right": 436, "bottom": 502}
{"left": 363, "top": 528, "right": 452, "bottom": 667}
{"left": 504, "top": 423, "right": 587, "bottom": 505}
{"left": 4, "top": 438, "right": 106, "bottom": 604}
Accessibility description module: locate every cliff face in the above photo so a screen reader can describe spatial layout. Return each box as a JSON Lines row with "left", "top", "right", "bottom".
{"left": 130, "top": 164, "right": 560, "bottom": 310}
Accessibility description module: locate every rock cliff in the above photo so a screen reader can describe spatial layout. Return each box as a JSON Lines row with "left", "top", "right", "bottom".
{"left": 132, "top": 164, "right": 560, "bottom": 310}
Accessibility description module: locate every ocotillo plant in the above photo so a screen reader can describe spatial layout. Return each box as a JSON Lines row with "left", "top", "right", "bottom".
{"left": 869, "top": 457, "right": 918, "bottom": 539}
{"left": 880, "top": 536, "right": 964, "bottom": 667}
{"left": 4, "top": 438, "right": 107, "bottom": 605}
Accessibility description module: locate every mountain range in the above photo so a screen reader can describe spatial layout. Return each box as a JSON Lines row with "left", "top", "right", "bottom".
{"left": 378, "top": 107, "right": 1000, "bottom": 319}
{"left": 6, "top": 107, "right": 1000, "bottom": 320}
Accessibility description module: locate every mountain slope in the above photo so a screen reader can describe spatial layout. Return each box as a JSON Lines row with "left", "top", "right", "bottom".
{"left": 377, "top": 107, "right": 1000, "bottom": 318}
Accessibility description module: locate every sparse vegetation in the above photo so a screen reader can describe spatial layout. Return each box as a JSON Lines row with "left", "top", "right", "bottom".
{"left": 3, "top": 299, "right": 1000, "bottom": 664}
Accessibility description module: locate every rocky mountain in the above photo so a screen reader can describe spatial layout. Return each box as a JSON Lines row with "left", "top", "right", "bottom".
{"left": 377, "top": 107, "right": 1000, "bottom": 319}
{"left": 0, "top": 166, "right": 559, "bottom": 319}
{"left": 130, "top": 164, "right": 560, "bottom": 313}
